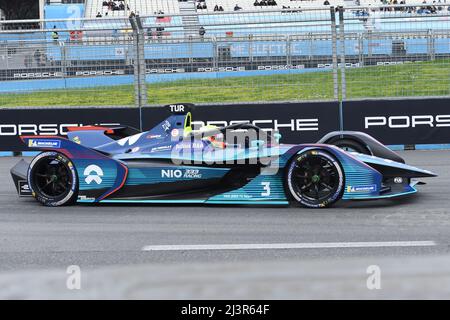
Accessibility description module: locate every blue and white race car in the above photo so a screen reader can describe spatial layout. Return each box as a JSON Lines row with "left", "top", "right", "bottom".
{"left": 11, "top": 104, "right": 436, "bottom": 208}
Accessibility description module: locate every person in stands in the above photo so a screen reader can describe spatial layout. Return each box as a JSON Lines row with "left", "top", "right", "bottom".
{"left": 51, "top": 26, "right": 59, "bottom": 43}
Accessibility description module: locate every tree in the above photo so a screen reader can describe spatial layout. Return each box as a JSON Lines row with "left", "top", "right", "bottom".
{"left": 0, "top": 0, "right": 39, "bottom": 20}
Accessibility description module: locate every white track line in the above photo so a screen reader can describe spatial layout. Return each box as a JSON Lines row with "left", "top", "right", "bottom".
{"left": 142, "top": 241, "right": 436, "bottom": 251}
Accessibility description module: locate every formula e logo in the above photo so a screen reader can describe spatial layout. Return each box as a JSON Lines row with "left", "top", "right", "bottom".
{"left": 84, "top": 165, "right": 104, "bottom": 184}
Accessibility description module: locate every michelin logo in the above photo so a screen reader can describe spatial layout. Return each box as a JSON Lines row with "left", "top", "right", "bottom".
{"left": 347, "top": 184, "right": 377, "bottom": 193}
{"left": 28, "top": 139, "right": 61, "bottom": 148}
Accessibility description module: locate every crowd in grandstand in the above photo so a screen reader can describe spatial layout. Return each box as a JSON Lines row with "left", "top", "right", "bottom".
{"left": 96, "top": 0, "right": 130, "bottom": 17}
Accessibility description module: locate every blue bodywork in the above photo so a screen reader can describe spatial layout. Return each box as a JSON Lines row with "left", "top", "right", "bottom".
{"left": 15, "top": 110, "right": 436, "bottom": 206}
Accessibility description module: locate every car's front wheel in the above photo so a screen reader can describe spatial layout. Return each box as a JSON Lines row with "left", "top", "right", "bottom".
{"left": 28, "top": 152, "right": 78, "bottom": 207}
{"left": 286, "top": 150, "right": 345, "bottom": 208}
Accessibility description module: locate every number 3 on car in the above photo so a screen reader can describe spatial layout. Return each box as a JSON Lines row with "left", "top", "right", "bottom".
{"left": 261, "top": 182, "right": 271, "bottom": 197}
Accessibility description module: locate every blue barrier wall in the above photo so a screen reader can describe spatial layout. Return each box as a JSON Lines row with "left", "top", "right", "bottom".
{"left": 0, "top": 68, "right": 328, "bottom": 93}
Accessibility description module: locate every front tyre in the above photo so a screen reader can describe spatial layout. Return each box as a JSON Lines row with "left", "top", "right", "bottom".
{"left": 28, "top": 152, "right": 78, "bottom": 207}
{"left": 286, "top": 150, "right": 344, "bottom": 208}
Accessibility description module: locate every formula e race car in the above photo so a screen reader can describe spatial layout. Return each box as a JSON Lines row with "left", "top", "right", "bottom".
{"left": 11, "top": 104, "right": 436, "bottom": 208}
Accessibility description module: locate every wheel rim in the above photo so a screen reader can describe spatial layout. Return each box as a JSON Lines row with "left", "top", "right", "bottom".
{"left": 33, "top": 156, "right": 72, "bottom": 199}
{"left": 290, "top": 154, "right": 341, "bottom": 203}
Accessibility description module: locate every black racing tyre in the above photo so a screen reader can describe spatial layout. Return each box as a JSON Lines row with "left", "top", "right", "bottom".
{"left": 331, "top": 138, "right": 371, "bottom": 155}
{"left": 286, "top": 150, "right": 345, "bottom": 208}
{"left": 28, "top": 151, "right": 78, "bottom": 207}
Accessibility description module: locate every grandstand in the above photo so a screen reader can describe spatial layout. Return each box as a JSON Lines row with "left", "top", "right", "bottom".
{"left": 85, "top": 0, "right": 180, "bottom": 18}
{"left": 81, "top": 0, "right": 429, "bottom": 19}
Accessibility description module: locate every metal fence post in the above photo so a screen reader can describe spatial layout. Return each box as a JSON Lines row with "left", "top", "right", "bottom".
{"left": 338, "top": 6, "right": 346, "bottom": 102}
{"left": 330, "top": 7, "right": 339, "bottom": 101}
{"left": 130, "top": 16, "right": 147, "bottom": 114}
{"left": 428, "top": 29, "right": 435, "bottom": 61}
{"left": 60, "top": 42, "right": 67, "bottom": 89}
{"left": 286, "top": 35, "right": 291, "bottom": 66}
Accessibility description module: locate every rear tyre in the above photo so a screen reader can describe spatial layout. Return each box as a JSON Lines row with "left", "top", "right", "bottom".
{"left": 28, "top": 152, "right": 78, "bottom": 207}
{"left": 331, "top": 138, "right": 370, "bottom": 155}
{"left": 286, "top": 150, "right": 344, "bottom": 208}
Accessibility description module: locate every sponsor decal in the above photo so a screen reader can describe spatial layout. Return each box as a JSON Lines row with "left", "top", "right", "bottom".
{"left": 191, "top": 119, "right": 319, "bottom": 132}
{"left": 147, "top": 134, "right": 162, "bottom": 139}
{"left": 150, "top": 145, "right": 172, "bottom": 153}
{"left": 78, "top": 195, "right": 96, "bottom": 201}
{"left": 365, "top": 115, "right": 450, "bottom": 129}
{"left": 197, "top": 67, "right": 245, "bottom": 73}
{"left": 171, "top": 128, "right": 180, "bottom": 137}
{"left": 346, "top": 184, "right": 377, "bottom": 193}
{"left": 146, "top": 68, "right": 185, "bottom": 74}
{"left": 28, "top": 139, "right": 61, "bottom": 148}
{"left": 317, "top": 63, "right": 360, "bottom": 69}
{"left": 175, "top": 141, "right": 203, "bottom": 150}
{"left": 18, "top": 180, "right": 32, "bottom": 197}
{"left": 73, "top": 136, "right": 81, "bottom": 144}
{"left": 161, "top": 169, "right": 202, "bottom": 179}
{"left": 162, "top": 120, "right": 171, "bottom": 131}
{"left": 75, "top": 70, "right": 125, "bottom": 77}
{"left": 83, "top": 165, "right": 104, "bottom": 185}
{"left": 394, "top": 177, "right": 403, "bottom": 184}
{"left": 257, "top": 65, "right": 304, "bottom": 71}
{"left": 183, "top": 169, "right": 202, "bottom": 179}
{"left": 13, "top": 72, "right": 64, "bottom": 79}
{"left": 0, "top": 123, "right": 120, "bottom": 137}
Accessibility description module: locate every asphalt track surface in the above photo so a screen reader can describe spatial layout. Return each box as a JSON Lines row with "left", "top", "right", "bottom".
{"left": 0, "top": 150, "right": 449, "bottom": 272}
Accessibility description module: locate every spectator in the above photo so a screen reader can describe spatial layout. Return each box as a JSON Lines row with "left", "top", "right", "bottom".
{"left": 96, "top": 12, "right": 102, "bottom": 18}
{"left": 129, "top": 11, "right": 136, "bottom": 18}
{"left": 219, "top": 6, "right": 224, "bottom": 11}
{"left": 324, "top": 0, "right": 330, "bottom": 5}
{"left": 199, "top": 26, "right": 206, "bottom": 40}
{"left": 234, "top": 4, "right": 242, "bottom": 10}
{"left": 214, "top": 4, "right": 219, "bottom": 11}
{"left": 156, "top": 26, "right": 164, "bottom": 41}
{"left": 254, "top": 0, "right": 260, "bottom": 5}
{"left": 51, "top": 26, "right": 59, "bottom": 43}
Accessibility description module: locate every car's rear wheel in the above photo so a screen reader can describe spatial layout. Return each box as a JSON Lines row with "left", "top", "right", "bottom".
{"left": 286, "top": 150, "right": 344, "bottom": 208}
{"left": 28, "top": 152, "right": 78, "bottom": 207}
